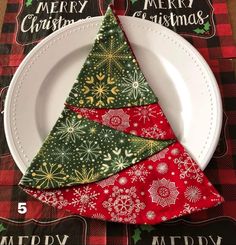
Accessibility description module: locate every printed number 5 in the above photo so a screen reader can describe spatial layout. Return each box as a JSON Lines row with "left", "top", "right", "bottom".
{"left": 18, "top": 202, "right": 27, "bottom": 214}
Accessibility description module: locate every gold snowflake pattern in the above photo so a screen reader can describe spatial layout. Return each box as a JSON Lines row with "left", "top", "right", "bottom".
{"left": 101, "top": 148, "right": 136, "bottom": 174}
{"left": 69, "top": 166, "right": 100, "bottom": 184}
{"left": 37, "top": 135, "right": 54, "bottom": 157}
{"left": 130, "top": 138, "right": 174, "bottom": 155}
{"left": 90, "top": 37, "right": 132, "bottom": 74}
{"left": 31, "top": 162, "right": 67, "bottom": 189}
{"left": 110, "top": 155, "right": 130, "bottom": 171}
{"left": 66, "top": 8, "right": 158, "bottom": 108}
{"left": 81, "top": 73, "right": 119, "bottom": 108}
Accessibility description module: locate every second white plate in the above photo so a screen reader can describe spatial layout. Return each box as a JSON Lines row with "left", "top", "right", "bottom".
{"left": 4, "top": 16, "right": 222, "bottom": 173}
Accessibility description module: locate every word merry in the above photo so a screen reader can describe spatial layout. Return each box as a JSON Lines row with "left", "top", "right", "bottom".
{"left": 35, "top": 0, "right": 88, "bottom": 14}
{"left": 152, "top": 236, "right": 222, "bottom": 245}
{"left": 0, "top": 235, "right": 68, "bottom": 245}
{"left": 143, "top": 0, "right": 194, "bottom": 10}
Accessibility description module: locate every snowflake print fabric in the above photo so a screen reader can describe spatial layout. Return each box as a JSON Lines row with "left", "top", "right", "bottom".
{"left": 24, "top": 142, "right": 224, "bottom": 225}
{"left": 67, "top": 103, "right": 176, "bottom": 140}
{"left": 20, "top": 108, "right": 174, "bottom": 189}
{"left": 66, "top": 7, "right": 158, "bottom": 108}
{"left": 20, "top": 5, "right": 224, "bottom": 224}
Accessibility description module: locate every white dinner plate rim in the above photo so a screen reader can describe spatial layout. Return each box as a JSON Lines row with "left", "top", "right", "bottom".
{"left": 4, "top": 16, "right": 222, "bottom": 173}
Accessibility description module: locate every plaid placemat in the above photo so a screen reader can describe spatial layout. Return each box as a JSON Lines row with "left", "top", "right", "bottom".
{"left": 0, "top": 0, "right": 236, "bottom": 244}
{"left": 0, "top": 0, "right": 236, "bottom": 67}
{"left": 0, "top": 154, "right": 107, "bottom": 245}
{"left": 188, "top": 0, "right": 236, "bottom": 59}
{"left": 0, "top": 65, "right": 107, "bottom": 241}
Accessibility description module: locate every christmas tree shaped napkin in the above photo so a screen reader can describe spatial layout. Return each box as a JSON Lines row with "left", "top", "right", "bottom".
{"left": 20, "top": 6, "right": 223, "bottom": 224}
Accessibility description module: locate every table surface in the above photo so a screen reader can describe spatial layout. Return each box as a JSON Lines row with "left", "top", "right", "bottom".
{"left": 0, "top": 2, "right": 235, "bottom": 244}
{"left": 0, "top": 0, "right": 7, "bottom": 34}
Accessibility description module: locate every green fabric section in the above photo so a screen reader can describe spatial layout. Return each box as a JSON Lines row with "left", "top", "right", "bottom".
{"left": 66, "top": 7, "right": 158, "bottom": 108}
{"left": 20, "top": 109, "right": 174, "bottom": 189}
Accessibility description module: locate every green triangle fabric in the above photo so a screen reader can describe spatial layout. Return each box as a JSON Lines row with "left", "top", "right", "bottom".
{"left": 66, "top": 6, "right": 158, "bottom": 108}
{"left": 19, "top": 7, "right": 173, "bottom": 190}
{"left": 20, "top": 108, "right": 174, "bottom": 189}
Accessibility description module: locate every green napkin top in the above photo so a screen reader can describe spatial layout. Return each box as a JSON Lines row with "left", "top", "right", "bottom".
{"left": 19, "top": 7, "right": 174, "bottom": 190}
{"left": 66, "top": 7, "right": 158, "bottom": 108}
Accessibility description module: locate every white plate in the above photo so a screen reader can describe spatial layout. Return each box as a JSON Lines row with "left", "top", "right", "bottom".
{"left": 4, "top": 16, "right": 222, "bottom": 174}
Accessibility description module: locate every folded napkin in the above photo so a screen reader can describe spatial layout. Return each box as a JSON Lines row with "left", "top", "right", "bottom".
{"left": 20, "top": 6, "right": 174, "bottom": 189}
{"left": 24, "top": 142, "right": 223, "bottom": 225}
{"left": 20, "top": 5, "right": 223, "bottom": 224}
{"left": 20, "top": 108, "right": 173, "bottom": 189}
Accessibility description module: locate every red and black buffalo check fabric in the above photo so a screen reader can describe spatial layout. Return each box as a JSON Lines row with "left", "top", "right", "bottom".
{"left": 0, "top": 0, "right": 236, "bottom": 244}
{"left": 188, "top": 0, "right": 236, "bottom": 59}
{"left": 0, "top": 154, "right": 107, "bottom": 245}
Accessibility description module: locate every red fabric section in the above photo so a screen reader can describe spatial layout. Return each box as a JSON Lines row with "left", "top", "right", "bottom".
{"left": 221, "top": 47, "right": 236, "bottom": 58}
{"left": 213, "top": 3, "right": 228, "bottom": 14}
{"left": 66, "top": 103, "right": 176, "bottom": 140}
{"left": 21, "top": 103, "right": 223, "bottom": 224}
{"left": 216, "top": 24, "right": 233, "bottom": 35}
{"left": 24, "top": 142, "right": 223, "bottom": 225}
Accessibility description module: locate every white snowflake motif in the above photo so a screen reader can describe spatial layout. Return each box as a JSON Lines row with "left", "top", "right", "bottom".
{"left": 161, "top": 216, "right": 167, "bottom": 221}
{"left": 133, "top": 104, "right": 159, "bottom": 123}
{"left": 146, "top": 211, "right": 156, "bottom": 220}
{"left": 141, "top": 124, "right": 166, "bottom": 139}
{"left": 149, "top": 148, "right": 169, "bottom": 162}
{"left": 121, "top": 70, "right": 150, "bottom": 99}
{"left": 56, "top": 117, "right": 86, "bottom": 142}
{"left": 102, "top": 186, "right": 145, "bottom": 224}
{"left": 56, "top": 196, "right": 69, "bottom": 209}
{"left": 38, "top": 192, "right": 57, "bottom": 205}
{"left": 174, "top": 152, "right": 204, "bottom": 183}
{"left": 110, "top": 156, "right": 130, "bottom": 171}
{"left": 92, "top": 213, "right": 105, "bottom": 220}
{"left": 79, "top": 108, "right": 96, "bottom": 117}
{"left": 170, "top": 148, "right": 180, "bottom": 156}
{"left": 184, "top": 186, "right": 201, "bottom": 203}
{"left": 38, "top": 191, "right": 68, "bottom": 209}
{"left": 127, "top": 164, "right": 150, "bottom": 183}
{"left": 118, "top": 177, "right": 128, "bottom": 185}
{"left": 179, "top": 203, "right": 198, "bottom": 215}
{"left": 69, "top": 186, "right": 100, "bottom": 213}
{"left": 78, "top": 141, "right": 101, "bottom": 161}
{"left": 96, "top": 174, "right": 118, "bottom": 188}
{"left": 156, "top": 162, "right": 168, "bottom": 174}
{"left": 148, "top": 178, "right": 179, "bottom": 207}
{"left": 51, "top": 146, "right": 73, "bottom": 163}
{"left": 99, "top": 129, "right": 114, "bottom": 142}
{"left": 102, "top": 109, "right": 130, "bottom": 131}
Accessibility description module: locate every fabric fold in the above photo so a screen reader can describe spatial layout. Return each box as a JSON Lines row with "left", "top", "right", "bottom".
{"left": 20, "top": 108, "right": 174, "bottom": 189}
{"left": 66, "top": 7, "right": 158, "bottom": 108}
{"left": 66, "top": 103, "right": 176, "bottom": 140}
{"left": 23, "top": 142, "right": 223, "bottom": 225}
